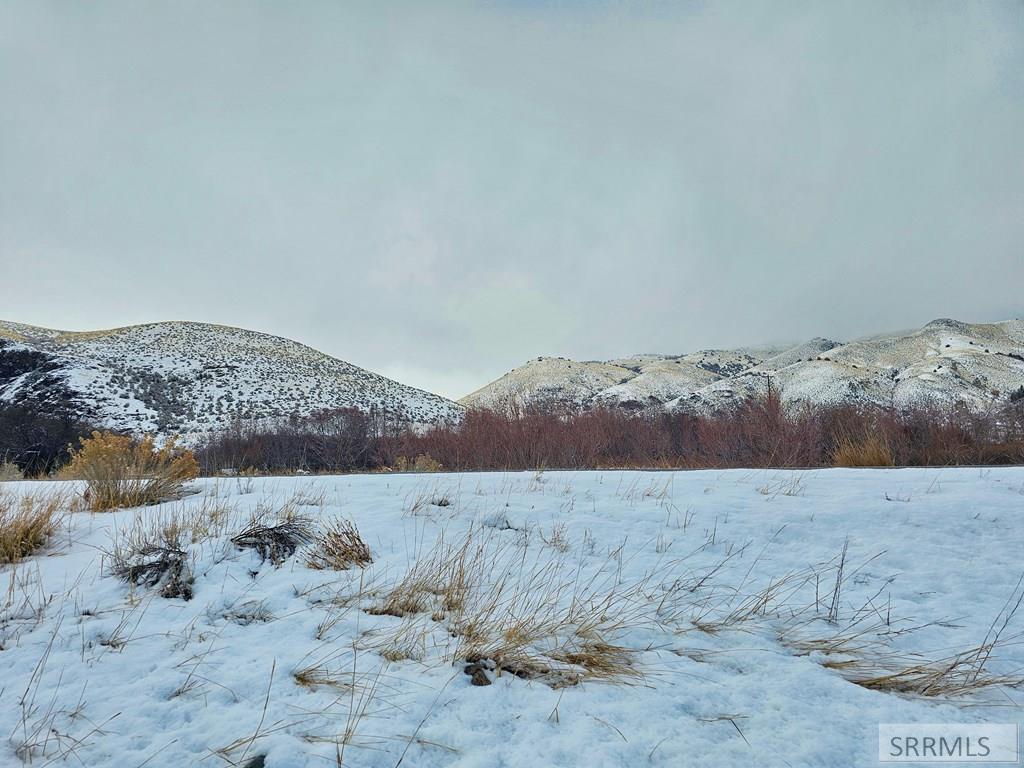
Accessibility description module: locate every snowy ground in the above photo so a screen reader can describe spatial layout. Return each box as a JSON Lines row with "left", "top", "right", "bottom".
{"left": 2, "top": 468, "right": 1024, "bottom": 767}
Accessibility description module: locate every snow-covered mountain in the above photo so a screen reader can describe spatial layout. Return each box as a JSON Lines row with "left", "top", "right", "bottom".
{"left": 461, "top": 319, "right": 1024, "bottom": 414}
{"left": 0, "top": 320, "right": 463, "bottom": 440}
{"left": 5, "top": 317, "right": 1022, "bottom": 440}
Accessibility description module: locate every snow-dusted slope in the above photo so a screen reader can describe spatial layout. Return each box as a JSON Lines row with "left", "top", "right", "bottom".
{"left": 459, "top": 349, "right": 770, "bottom": 413}
{"left": 459, "top": 357, "right": 636, "bottom": 413}
{"left": 0, "top": 320, "right": 463, "bottom": 438}
{"left": 464, "top": 319, "right": 1024, "bottom": 414}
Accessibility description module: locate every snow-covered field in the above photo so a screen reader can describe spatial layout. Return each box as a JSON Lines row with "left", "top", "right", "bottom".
{"left": 2, "top": 469, "right": 1024, "bottom": 767}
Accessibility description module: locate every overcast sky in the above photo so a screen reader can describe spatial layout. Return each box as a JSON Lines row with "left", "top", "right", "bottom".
{"left": 1, "top": 1, "right": 1022, "bottom": 399}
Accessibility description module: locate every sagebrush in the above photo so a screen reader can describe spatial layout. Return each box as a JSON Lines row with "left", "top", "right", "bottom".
{"left": 64, "top": 432, "right": 199, "bottom": 511}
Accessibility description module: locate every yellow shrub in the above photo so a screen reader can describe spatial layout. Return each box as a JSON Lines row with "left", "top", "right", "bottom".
{"left": 64, "top": 432, "right": 199, "bottom": 511}
{"left": 395, "top": 454, "right": 443, "bottom": 473}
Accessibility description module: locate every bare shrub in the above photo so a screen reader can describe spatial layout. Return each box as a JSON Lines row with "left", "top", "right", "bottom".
{"left": 391, "top": 399, "right": 1024, "bottom": 470}
{"left": 109, "top": 516, "right": 194, "bottom": 600}
{"left": 0, "top": 490, "right": 67, "bottom": 565}
{"left": 306, "top": 517, "right": 372, "bottom": 571}
{"left": 64, "top": 432, "right": 199, "bottom": 511}
{"left": 195, "top": 407, "right": 389, "bottom": 475}
{"left": 232, "top": 515, "right": 315, "bottom": 565}
{"left": 192, "top": 395, "right": 1024, "bottom": 473}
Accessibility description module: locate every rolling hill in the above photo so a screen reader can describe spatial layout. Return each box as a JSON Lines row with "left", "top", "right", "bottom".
{"left": 0, "top": 320, "right": 463, "bottom": 441}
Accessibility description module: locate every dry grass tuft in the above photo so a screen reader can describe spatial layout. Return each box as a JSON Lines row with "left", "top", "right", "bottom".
{"left": 0, "top": 461, "right": 23, "bottom": 481}
{"left": 220, "top": 599, "right": 274, "bottom": 626}
{"left": 292, "top": 652, "right": 358, "bottom": 692}
{"left": 543, "top": 638, "right": 636, "bottom": 683}
{"left": 367, "top": 529, "right": 481, "bottom": 619}
{"left": 0, "top": 490, "right": 67, "bottom": 565}
{"left": 63, "top": 432, "right": 199, "bottom": 511}
{"left": 365, "top": 528, "right": 664, "bottom": 687}
{"left": 306, "top": 517, "right": 372, "bottom": 571}
{"left": 783, "top": 577, "right": 1024, "bottom": 698}
{"left": 403, "top": 481, "right": 460, "bottom": 516}
{"left": 787, "top": 628, "right": 1024, "bottom": 697}
{"left": 838, "top": 650, "right": 1022, "bottom": 696}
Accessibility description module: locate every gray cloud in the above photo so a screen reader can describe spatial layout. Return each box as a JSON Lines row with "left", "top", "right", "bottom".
{"left": 2, "top": 1, "right": 1022, "bottom": 398}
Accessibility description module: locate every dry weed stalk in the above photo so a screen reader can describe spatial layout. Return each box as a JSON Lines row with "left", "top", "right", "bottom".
{"left": 539, "top": 522, "right": 570, "bottom": 553}
{"left": 1, "top": 563, "right": 55, "bottom": 650}
{"left": 13, "top": 622, "right": 121, "bottom": 763}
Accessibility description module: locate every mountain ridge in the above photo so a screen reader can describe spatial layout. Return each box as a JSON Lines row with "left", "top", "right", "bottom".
{"left": 461, "top": 318, "right": 1024, "bottom": 415}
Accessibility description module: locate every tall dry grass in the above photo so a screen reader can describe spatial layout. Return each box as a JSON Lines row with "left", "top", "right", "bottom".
{"left": 63, "top": 432, "right": 199, "bottom": 511}
{"left": 0, "top": 490, "right": 67, "bottom": 564}
{"left": 831, "top": 433, "right": 895, "bottom": 467}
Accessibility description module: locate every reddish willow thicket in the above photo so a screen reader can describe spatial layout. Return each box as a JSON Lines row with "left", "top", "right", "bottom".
{"left": 194, "top": 396, "right": 1024, "bottom": 474}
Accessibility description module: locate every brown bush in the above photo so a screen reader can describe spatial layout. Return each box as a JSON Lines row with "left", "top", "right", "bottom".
{"left": 64, "top": 432, "right": 199, "bottom": 511}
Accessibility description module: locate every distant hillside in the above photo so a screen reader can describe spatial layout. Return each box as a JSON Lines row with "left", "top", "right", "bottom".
{"left": 0, "top": 320, "right": 463, "bottom": 441}
{"left": 461, "top": 319, "right": 1024, "bottom": 415}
